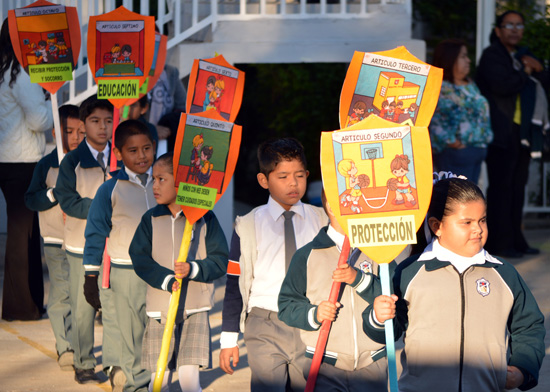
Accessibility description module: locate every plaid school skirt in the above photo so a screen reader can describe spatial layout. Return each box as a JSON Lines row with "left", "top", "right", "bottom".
{"left": 141, "top": 311, "right": 212, "bottom": 371}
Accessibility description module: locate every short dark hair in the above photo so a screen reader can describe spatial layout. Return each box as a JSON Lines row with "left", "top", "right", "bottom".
{"left": 121, "top": 44, "right": 131, "bottom": 53}
{"left": 154, "top": 152, "right": 173, "bottom": 174}
{"left": 58, "top": 104, "right": 80, "bottom": 152}
{"left": 137, "top": 95, "right": 149, "bottom": 108}
{"left": 496, "top": 10, "right": 524, "bottom": 27}
{"left": 79, "top": 94, "right": 114, "bottom": 122}
{"left": 257, "top": 137, "right": 307, "bottom": 177}
{"left": 114, "top": 119, "right": 154, "bottom": 150}
{"left": 432, "top": 39, "right": 467, "bottom": 83}
{"left": 428, "top": 178, "right": 485, "bottom": 223}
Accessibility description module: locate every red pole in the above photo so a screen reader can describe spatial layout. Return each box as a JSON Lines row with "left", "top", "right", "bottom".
{"left": 305, "top": 236, "right": 351, "bottom": 392}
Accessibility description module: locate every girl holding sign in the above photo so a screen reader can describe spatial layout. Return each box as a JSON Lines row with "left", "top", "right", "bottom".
{"left": 364, "top": 177, "right": 545, "bottom": 391}
{"left": 129, "top": 153, "right": 228, "bottom": 392}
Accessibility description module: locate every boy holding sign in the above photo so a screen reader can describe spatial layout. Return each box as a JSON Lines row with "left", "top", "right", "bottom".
{"left": 25, "top": 104, "right": 84, "bottom": 369}
{"left": 129, "top": 153, "right": 228, "bottom": 392}
{"left": 364, "top": 178, "right": 545, "bottom": 391}
{"left": 54, "top": 95, "right": 115, "bottom": 384}
{"left": 83, "top": 120, "right": 156, "bottom": 392}
{"left": 278, "top": 190, "right": 388, "bottom": 391}
{"left": 219, "top": 138, "right": 328, "bottom": 391}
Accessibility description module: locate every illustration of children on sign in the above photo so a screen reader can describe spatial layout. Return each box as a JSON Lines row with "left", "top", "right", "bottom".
{"left": 36, "top": 40, "right": 48, "bottom": 63}
{"left": 388, "top": 154, "right": 416, "bottom": 208}
{"left": 110, "top": 44, "right": 121, "bottom": 63}
{"left": 197, "top": 146, "right": 214, "bottom": 186}
{"left": 337, "top": 159, "right": 369, "bottom": 214}
{"left": 378, "top": 100, "right": 389, "bottom": 120}
{"left": 203, "top": 76, "right": 216, "bottom": 111}
{"left": 206, "top": 91, "right": 218, "bottom": 111}
{"left": 213, "top": 78, "right": 225, "bottom": 109}
{"left": 408, "top": 103, "right": 418, "bottom": 119}
{"left": 57, "top": 37, "right": 68, "bottom": 58}
{"left": 346, "top": 101, "right": 367, "bottom": 127}
{"left": 121, "top": 44, "right": 132, "bottom": 62}
{"left": 187, "top": 134, "right": 204, "bottom": 182}
{"left": 95, "top": 20, "right": 145, "bottom": 77}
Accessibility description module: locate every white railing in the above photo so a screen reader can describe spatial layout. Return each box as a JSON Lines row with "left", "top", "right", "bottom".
{"left": 1, "top": 0, "right": 409, "bottom": 104}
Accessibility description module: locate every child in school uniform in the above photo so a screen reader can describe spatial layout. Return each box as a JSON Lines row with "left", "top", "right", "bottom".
{"left": 278, "top": 190, "right": 388, "bottom": 391}
{"left": 83, "top": 119, "right": 156, "bottom": 392}
{"left": 54, "top": 95, "right": 120, "bottom": 384}
{"left": 364, "top": 177, "right": 546, "bottom": 391}
{"left": 124, "top": 95, "right": 159, "bottom": 156}
{"left": 25, "top": 104, "right": 85, "bottom": 370}
{"left": 219, "top": 138, "right": 328, "bottom": 392}
{"left": 129, "top": 153, "right": 228, "bottom": 392}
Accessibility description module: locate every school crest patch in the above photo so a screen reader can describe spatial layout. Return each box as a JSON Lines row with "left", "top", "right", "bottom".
{"left": 359, "top": 260, "right": 372, "bottom": 274}
{"left": 476, "top": 278, "right": 490, "bottom": 297}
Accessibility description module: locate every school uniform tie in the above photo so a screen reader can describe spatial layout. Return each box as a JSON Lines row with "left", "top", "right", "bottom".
{"left": 283, "top": 210, "right": 296, "bottom": 272}
{"left": 96, "top": 152, "right": 106, "bottom": 170}
{"left": 137, "top": 173, "right": 148, "bottom": 186}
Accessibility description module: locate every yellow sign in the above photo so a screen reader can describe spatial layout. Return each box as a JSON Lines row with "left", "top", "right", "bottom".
{"left": 321, "top": 115, "right": 434, "bottom": 264}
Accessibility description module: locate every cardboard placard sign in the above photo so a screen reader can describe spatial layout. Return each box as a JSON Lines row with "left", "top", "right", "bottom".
{"left": 8, "top": 0, "right": 81, "bottom": 94}
{"left": 186, "top": 55, "right": 245, "bottom": 122}
{"left": 87, "top": 6, "right": 155, "bottom": 107}
{"left": 321, "top": 115, "right": 433, "bottom": 264}
{"left": 339, "top": 46, "right": 443, "bottom": 129}
{"left": 173, "top": 110, "right": 242, "bottom": 224}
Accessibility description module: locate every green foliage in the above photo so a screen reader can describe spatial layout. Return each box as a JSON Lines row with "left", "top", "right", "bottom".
{"left": 521, "top": 7, "right": 550, "bottom": 64}
{"left": 233, "top": 63, "right": 348, "bottom": 206}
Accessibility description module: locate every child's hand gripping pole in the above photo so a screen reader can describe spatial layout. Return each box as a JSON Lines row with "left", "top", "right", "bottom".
{"left": 305, "top": 236, "right": 350, "bottom": 392}
{"left": 380, "top": 263, "right": 398, "bottom": 392}
{"left": 101, "top": 107, "right": 121, "bottom": 289}
{"left": 153, "top": 219, "right": 194, "bottom": 392}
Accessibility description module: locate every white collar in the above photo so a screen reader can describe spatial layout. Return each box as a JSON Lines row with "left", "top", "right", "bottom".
{"left": 418, "top": 239, "right": 501, "bottom": 273}
{"left": 86, "top": 139, "right": 110, "bottom": 161}
{"left": 125, "top": 166, "right": 152, "bottom": 184}
{"left": 327, "top": 224, "right": 346, "bottom": 251}
{"left": 267, "top": 196, "right": 305, "bottom": 221}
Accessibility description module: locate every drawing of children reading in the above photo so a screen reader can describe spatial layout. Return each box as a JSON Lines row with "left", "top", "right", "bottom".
{"left": 337, "top": 159, "right": 363, "bottom": 214}
{"left": 187, "top": 134, "right": 204, "bottom": 182}
{"left": 389, "top": 154, "right": 416, "bottom": 207}
{"left": 197, "top": 146, "right": 214, "bottom": 186}
{"left": 347, "top": 100, "right": 367, "bottom": 127}
{"left": 203, "top": 76, "right": 216, "bottom": 111}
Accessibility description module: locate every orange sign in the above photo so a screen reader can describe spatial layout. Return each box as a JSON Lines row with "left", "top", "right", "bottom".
{"left": 8, "top": 0, "right": 81, "bottom": 94}
{"left": 87, "top": 6, "right": 155, "bottom": 108}
{"left": 186, "top": 55, "right": 245, "bottom": 122}
{"left": 339, "top": 46, "right": 443, "bottom": 129}
{"left": 173, "top": 110, "right": 242, "bottom": 224}
{"left": 321, "top": 115, "right": 433, "bottom": 264}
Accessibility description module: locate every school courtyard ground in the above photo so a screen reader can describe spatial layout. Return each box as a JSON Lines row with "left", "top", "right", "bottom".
{"left": 0, "top": 217, "right": 550, "bottom": 391}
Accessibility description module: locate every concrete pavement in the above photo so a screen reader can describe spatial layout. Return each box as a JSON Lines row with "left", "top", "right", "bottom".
{"left": 1, "top": 223, "right": 549, "bottom": 391}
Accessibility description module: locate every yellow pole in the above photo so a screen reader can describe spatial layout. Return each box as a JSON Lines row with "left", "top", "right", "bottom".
{"left": 153, "top": 219, "right": 194, "bottom": 392}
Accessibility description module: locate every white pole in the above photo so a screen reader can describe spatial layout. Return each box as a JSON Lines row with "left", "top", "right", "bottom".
{"left": 51, "top": 93, "right": 65, "bottom": 164}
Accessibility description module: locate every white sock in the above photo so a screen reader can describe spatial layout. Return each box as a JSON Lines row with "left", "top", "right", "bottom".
{"left": 148, "top": 371, "right": 172, "bottom": 392}
{"left": 178, "top": 365, "right": 201, "bottom": 392}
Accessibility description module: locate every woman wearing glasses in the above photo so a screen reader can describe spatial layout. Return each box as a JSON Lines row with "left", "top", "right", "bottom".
{"left": 476, "top": 10, "right": 546, "bottom": 258}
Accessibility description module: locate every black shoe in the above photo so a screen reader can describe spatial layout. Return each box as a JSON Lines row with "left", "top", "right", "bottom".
{"left": 74, "top": 368, "right": 101, "bottom": 384}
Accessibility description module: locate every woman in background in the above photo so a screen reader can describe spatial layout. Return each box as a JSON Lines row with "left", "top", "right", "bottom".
{"left": 430, "top": 39, "right": 493, "bottom": 185}
{"left": 0, "top": 18, "right": 53, "bottom": 320}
